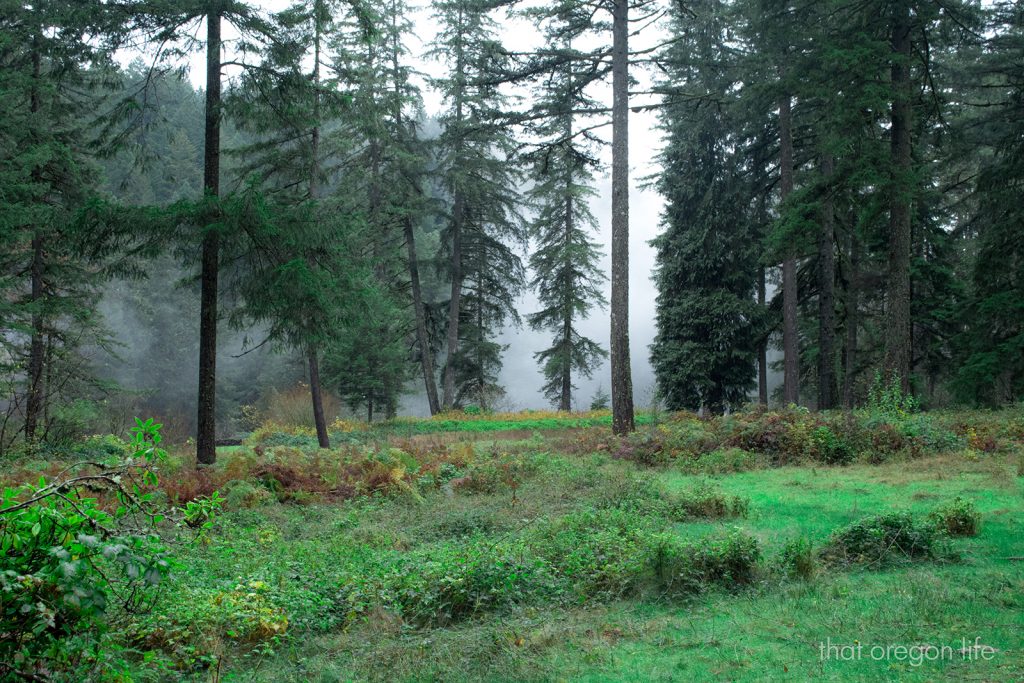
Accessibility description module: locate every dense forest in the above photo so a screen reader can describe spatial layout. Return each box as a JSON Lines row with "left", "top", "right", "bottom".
{"left": 2, "top": 0, "right": 1023, "bottom": 458}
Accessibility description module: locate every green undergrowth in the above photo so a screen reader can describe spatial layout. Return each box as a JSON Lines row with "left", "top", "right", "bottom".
{"left": 105, "top": 438, "right": 1023, "bottom": 681}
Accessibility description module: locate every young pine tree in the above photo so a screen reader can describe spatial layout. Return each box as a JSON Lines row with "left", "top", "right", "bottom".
{"left": 523, "top": 17, "right": 607, "bottom": 411}
{"left": 650, "top": 0, "right": 767, "bottom": 414}
{"left": 430, "top": 0, "right": 527, "bottom": 410}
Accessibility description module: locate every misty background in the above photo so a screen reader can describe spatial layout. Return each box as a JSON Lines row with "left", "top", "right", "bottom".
{"left": 98, "top": 1, "right": 782, "bottom": 431}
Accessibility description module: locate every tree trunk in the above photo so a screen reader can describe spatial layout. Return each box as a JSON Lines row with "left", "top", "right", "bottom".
{"left": 405, "top": 217, "right": 440, "bottom": 415}
{"left": 307, "top": 350, "right": 330, "bottom": 448}
{"left": 610, "top": 0, "right": 635, "bottom": 435}
{"left": 758, "top": 266, "right": 768, "bottom": 405}
{"left": 560, "top": 171, "right": 574, "bottom": 412}
{"left": 842, "top": 228, "right": 859, "bottom": 408}
{"left": 442, "top": 194, "right": 464, "bottom": 410}
{"left": 441, "top": 14, "right": 466, "bottom": 411}
{"left": 305, "top": 12, "right": 329, "bottom": 450}
{"left": 884, "top": 0, "right": 913, "bottom": 392}
{"left": 392, "top": 4, "right": 440, "bottom": 416}
{"left": 24, "top": 45, "right": 44, "bottom": 445}
{"left": 25, "top": 234, "right": 44, "bottom": 444}
{"left": 817, "top": 156, "right": 837, "bottom": 410}
{"left": 196, "top": 9, "right": 221, "bottom": 465}
{"left": 779, "top": 94, "right": 799, "bottom": 406}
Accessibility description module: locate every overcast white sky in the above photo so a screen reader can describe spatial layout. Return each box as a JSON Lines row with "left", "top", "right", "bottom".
{"left": 172, "top": 1, "right": 673, "bottom": 412}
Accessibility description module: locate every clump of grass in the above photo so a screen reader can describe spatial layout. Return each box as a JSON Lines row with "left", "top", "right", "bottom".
{"left": 779, "top": 537, "right": 816, "bottom": 580}
{"left": 677, "top": 447, "right": 765, "bottom": 475}
{"left": 820, "top": 511, "right": 945, "bottom": 567}
{"left": 650, "top": 529, "right": 761, "bottom": 595}
{"left": 664, "top": 480, "right": 749, "bottom": 520}
{"left": 222, "top": 479, "right": 274, "bottom": 509}
{"left": 928, "top": 496, "right": 981, "bottom": 536}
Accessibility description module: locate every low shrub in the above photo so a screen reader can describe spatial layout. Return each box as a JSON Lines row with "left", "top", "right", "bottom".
{"left": 678, "top": 447, "right": 765, "bottom": 475}
{"left": 382, "top": 542, "right": 559, "bottom": 626}
{"left": 664, "top": 481, "right": 749, "bottom": 520}
{"left": 431, "top": 507, "right": 502, "bottom": 538}
{"left": 0, "top": 419, "right": 176, "bottom": 681}
{"left": 611, "top": 431, "right": 670, "bottom": 467}
{"left": 650, "top": 529, "right": 761, "bottom": 596}
{"left": 929, "top": 497, "right": 981, "bottom": 537}
{"left": 532, "top": 508, "right": 653, "bottom": 600}
{"left": 821, "top": 512, "right": 944, "bottom": 567}
{"left": 809, "top": 425, "right": 854, "bottom": 465}
{"left": 222, "top": 479, "right": 275, "bottom": 509}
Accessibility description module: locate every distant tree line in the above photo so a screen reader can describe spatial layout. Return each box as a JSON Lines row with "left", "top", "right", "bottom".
{"left": 1, "top": 0, "right": 1021, "bottom": 460}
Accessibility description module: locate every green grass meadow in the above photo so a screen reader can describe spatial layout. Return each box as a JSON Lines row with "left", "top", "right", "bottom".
{"left": 143, "top": 422, "right": 1022, "bottom": 682}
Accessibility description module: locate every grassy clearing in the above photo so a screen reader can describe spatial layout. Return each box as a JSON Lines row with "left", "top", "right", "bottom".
{"left": 3, "top": 408, "right": 1022, "bottom": 681}
{"left": 139, "top": 431, "right": 1022, "bottom": 680}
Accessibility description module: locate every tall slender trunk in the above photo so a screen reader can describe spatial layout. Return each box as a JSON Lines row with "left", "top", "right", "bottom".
{"left": 392, "top": 3, "right": 439, "bottom": 415}
{"left": 779, "top": 94, "right": 799, "bottom": 406}
{"left": 560, "top": 115, "right": 574, "bottom": 413}
{"left": 26, "top": 235, "right": 44, "bottom": 443}
{"left": 442, "top": 12, "right": 466, "bottom": 411}
{"left": 758, "top": 266, "right": 768, "bottom": 405}
{"left": 817, "top": 155, "right": 837, "bottom": 410}
{"left": 442, "top": 193, "right": 464, "bottom": 409}
{"left": 308, "top": 350, "right": 329, "bottom": 448}
{"left": 843, "top": 228, "right": 860, "bottom": 408}
{"left": 25, "top": 45, "right": 44, "bottom": 444}
{"left": 610, "top": 0, "right": 634, "bottom": 435}
{"left": 196, "top": 9, "right": 222, "bottom": 466}
{"left": 884, "top": 0, "right": 913, "bottom": 392}
{"left": 307, "top": 7, "right": 329, "bottom": 448}
{"left": 405, "top": 217, "right": 440, "bottom": 414}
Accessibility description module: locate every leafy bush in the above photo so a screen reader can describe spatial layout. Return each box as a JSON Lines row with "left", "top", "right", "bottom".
{"left": 612, "top": 431, "right": 670, "bottom": 466}
{"left": 223, "top": 479, "right": 275, "bottom": 509}
{"left": 929, "top": 497, "right": 981, "bottom": 537}
{"left": 810, "top": 425, "right": 854, "bottom": 465}
{"left": 664, "top": 481, "right": 749, "bottom": 520}
{"left": 380, "top": 541, "right": 558, "bottom": 626}
{"left": 532, "top": 508, "right": 653, "bottom": 600}
{"left": 431, "top": 507, "right": 502, "bottom": 538}
{"left": 0, "top": 419, "right": 174, "bottom": 680}
{"left": 866, "top": 371, "right": 920, "bottom": 417}
{"left": 821, "top": 512, "right": 944, "bottom": 567}
{"left": 678, "top": 447, "right": 764, "bottom": 475}
{"left": 136, "top": 579, "right": 290, "bottom": 666}
{"left": 650, "top": 529, "right": 761, "bottom": 595}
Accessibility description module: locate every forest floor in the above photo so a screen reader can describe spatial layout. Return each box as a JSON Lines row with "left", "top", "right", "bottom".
{"left": 122, "top": 408, "right": 1024, "bottom": 682}
{"left": 5, "top": 408, "right": 1023, "bottom": 681}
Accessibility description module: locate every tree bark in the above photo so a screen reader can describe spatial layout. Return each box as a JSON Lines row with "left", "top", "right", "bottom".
{"left": 308, "top": 350, "right": 330, "bottom": 448}
{"left": 758, "top": 266, "right": 768, "bottom": 405}
{"left": 883, "top": 0, "right": 913, "bottom": 392}
{"left": 25, "top": 234, "right": 44, "bottom": 444}
{"left": 610, "top": 0, "right": 635, "bottom": 435}
{"left": 392, "top": 2, "right": 440, "bottom": 416}
{"left": 441, "top": 8, "right": 466, "bottom": 411}
{"left": 560, "top": 157, "right": 574, "bottom": 412}
{"left": 842, "top": 228, "right": 859, "bottom": 408}
{"left": 196, "top": 9, "right": 221, "bottom": 465}
{"left": 405, "top": 217, "right": 440, "bottom": 415}
{"left": 25, "top": 45, "right": 44, "bottom": 444}
{"left": 817, "top": 155, "right": 837, "bottom": 410}
{"left": 779, "top": 94, "right": 799, "bottom": 406}
{"left": 442, "top": 193, "right": 464, "bottom": 410}
{"left": 305, "top": 8, "right": 329, "bottom": 449}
